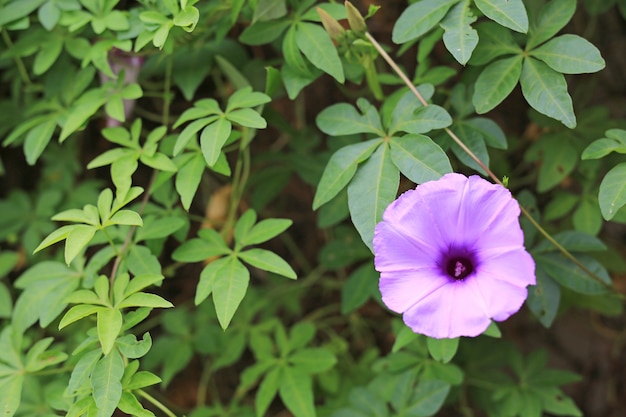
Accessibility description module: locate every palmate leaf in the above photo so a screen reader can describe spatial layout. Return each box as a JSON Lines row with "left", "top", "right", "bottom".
{"left": 392, "top": 0, "right": 459, "bottom": 43}
{"left": 519, "top": 58, "right": 576, "bottom": 128}
{"left": 440, "top": 0, "right": 478, "bottom": 65}
{"left": 474, "top": 0, "right": 528, "bottom": 33}
{"left": 313, "top": 139, "right": 382, "bottom": 210}
{"left": 531, "top": 34, "right": 605, "bottom": 74}
{"left": 469, "top": 22, "right": 522, "bottom": 65}
{"left": 473, "top": 55, "right": 523, "bottom": 114}
{"left": 316, "top": 102, "right": 384, "bottom": 136}
{"left": 238, "top": 249, "right": 296, "bottom": 279}
{"left": 200, "top": 117, "right": 232, "bottom": 166}
{"left": 347, "top": 144, "right": 399, "bottom": 251}
{"left": 278, "top": 367, "right": 315, "bottom": 417}
{"left": 211, "top": 255, "right": 250, "bottom": 329}
{"left": 388, "top": 135, "right": 451, "bottom": 184}
{"left": 526, "top": 0, "right": 576, "bottom": 50}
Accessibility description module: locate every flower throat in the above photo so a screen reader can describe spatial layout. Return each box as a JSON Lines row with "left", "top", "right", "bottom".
{"left": 446, "top": 257, "right": 473, "bottom": 280}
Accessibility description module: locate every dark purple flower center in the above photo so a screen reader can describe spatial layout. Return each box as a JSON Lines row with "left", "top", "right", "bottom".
{"left": 446, "top": 256, "right": 474, "bottom": 280}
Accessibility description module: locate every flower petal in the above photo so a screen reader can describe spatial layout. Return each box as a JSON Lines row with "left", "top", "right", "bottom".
{"left": 373, "top": 221, "right": 441, "bottom": 273}
{"left": 476, "top": 248, "right": 536, "bottom": 287}
{"left": 379, "top": 268, "right": 450, "bottom": 314}
{"left": 402, "top": 280, "right": 492, "bottom": 338}
{"left": 468, "top": 273, "right": 529, "bottom": 322}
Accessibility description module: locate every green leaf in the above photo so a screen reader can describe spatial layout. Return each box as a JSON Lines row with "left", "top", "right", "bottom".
{"left": 536, "top": 253, "right": 611, "bottom": 295}
{"left": 60, "top": 88, "right": 107, "bottom": 142}
{"left": 389, "top": 135, "right": 451, "bottom": 184}
{"left": 13, "top": 261, "right": 79, "bottom": 331}
{"left": 341, "top": 261, "right": 378, "bottom": 314}
{"left": 226, "top": 108, "right": 267, "bottom": 129}
{"left": 91, "top": 350, "right": 124, "bottom": 417}
{"left": 195, "top": 257, "right": 229, "bottom": 305}
{"left": 116, "top": 333, "right": 152, "bottom": 359}
{"left": 200, "top": 118, "right": 232, "bottom": 166}
{"left": 473, "top": 55, "right": 523, "bottom": 113}
{"left": 469, "top": 22, "right": 522, "bottom": 65}
{"left": 573, "top": 195, "right": 602, "bottom": 236}
{"left": 135, "top": 216, "right": 185, "bottom": 242}
{"left": 392, "top": 0, "right": 459, "bottom": 43}
{"left": 390, "top": 105, "right": 452, "bottom": 135}
{"left": 212, "top": 256, "right": 250, "bottom": 329}
{"left": 125, "top": 274, "right": 164, "bottom": 297}
{"left": 440, "top": 0, "right": 478, "bottom": 65}
{"left": 173, "top": 117, "right": 217, "bottom": 156}
{"left": 140, "top": 152, "right": 177, "bottom": 172}
{"left": 533, "top": 230, "right": 606, "bottom": 254}
{"left": 67, "top": 349, "right": 102, "bottom": 396}
{"left": 126, "top": 245, "right": 161, "bottom": 276}
{"left": 520, "top": 58, "right": 576, "bottom": 128}
{"left": 256, "top": 367, "right": 281, "bottom": 417}
{"left": 65, "top": 224, "right": 97, "bottom": 265}
{"left": 173, "top": 237, "right": 230, "bottom": 263}
{"left": 117, "top": 292, "right": 173, "bottom": 309}
{"left": 526, "top": 268, "right": 560, "bottom": 328}
{"left": 313, "top": 139, "right": 382, "bottom": 210}
{"left": 0, "top": 374, "right": 23, "bottom": 417}
{"left": 59, "top": 304, "right": 106, "bottom": 329}
{"left": 240, "top": 19, "right": 291, "bottom": 45}
{"left": 582, "top": 138, "right": 626, "bottom": 160}
{"left": 405, "top": 380, "right": 450, "bottom": 416}
{"left": 234, "top": 209, "right": 257, "bottom": 244}
{"left": 226, "top": 86, "right": 271, "bottom": 110}
{"left": 33, "top": 225, "right": 72, "bottom": 254}
{"left": 126, "top": 371, "right": 162, "bottom": 390}
{"left": 461, "top": 118, "right": 508, "bottom": 149}
{"left": 279, "top": 367, "right": 315, "bottom": 417}
{"left": 447, "top": 128, "right": 490, "bottom": 175}
{"left": 24, "top": 118, "right": 57, "bottom": 165}
{"left": 474, "top": 0, "right": 528, "bottom": 33}
{"left": 525, "top": 133, "right": 577, "bottom": 192}
{"left": 97, "top": 308, "right": 123, "bottom": 356}
{"left": 118, "top": 392, "right": 155, "bottom": 417}
{"left": 107, "top": 210, "right": 143, "bottom": 226}
{"left": 527, "top": 0, "right": 576, "bottom": 49}
{"left": 316, "top": 102, "right": 384, "bottom": 136}
{"left": 241, "top": 218, "right": 292, "bottom": 246}
{"left": 289, "top": 348, "right": 337, "bottom": 374}
{"left": 175, "top": 153, "right": 205, "bottom": 211}
{"left": 0, "top": 0, "right": 46, "bottom": 26}
{"left": 599, "top": 162, "right": 626, "bottom": 220}
{"left": 531, "top": 35, "right": 605, "bottom": 74}
{"left": 347, "top": 144, "right": 399, "bottom": 251}
{"left": 238, "top": 248, "right": 296, "bottom": 279}
{"left": 111, "top": 154, "right": 138, "bottom": 200}
{"left": 427, "top": 337, "right": 459, "bottom": 363}
{"left": 295, "top": 22, "right": 344, "bottom": 83}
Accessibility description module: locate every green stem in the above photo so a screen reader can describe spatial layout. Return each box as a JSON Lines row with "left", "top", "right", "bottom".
{"left": 222, "top": 141, "right": 251, "bottom": 240}
{"left": 364, "top": 31, "right": 615, "bottom": 292}
{"left": 136, "top": 389, "right": 178, "bottom": 417}
{"left": 196, "top": 360, "right": 212, "bottom": 406}
{"left": 2, "top": 29, "right": 32, "bottom": 86}
{"left": 163, "top": 56, "right": 173, "bottom": 126}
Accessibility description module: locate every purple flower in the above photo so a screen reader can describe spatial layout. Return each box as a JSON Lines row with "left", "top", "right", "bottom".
{"left": 373, "top": 173, "right": 536, "bottom": 339}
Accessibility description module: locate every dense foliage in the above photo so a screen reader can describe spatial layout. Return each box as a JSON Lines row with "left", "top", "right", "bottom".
{"left": 0, "top": 0, "right": 625, "bottom": 416}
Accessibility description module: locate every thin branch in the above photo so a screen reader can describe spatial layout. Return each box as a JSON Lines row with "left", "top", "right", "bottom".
{"left": 365, "top": 31, "right": 617, "bottom": 293}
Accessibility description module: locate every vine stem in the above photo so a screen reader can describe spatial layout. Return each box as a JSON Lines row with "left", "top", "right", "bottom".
{"left": 364, "top": 31, "right": 615, "bottom": 292}
{"left": 136, "top": 389, "right": 179, "bottom": 417}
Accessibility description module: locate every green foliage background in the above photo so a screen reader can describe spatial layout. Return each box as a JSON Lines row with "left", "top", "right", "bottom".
{"left": 0, "top": 0, "right": 625, "bottom": 416}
